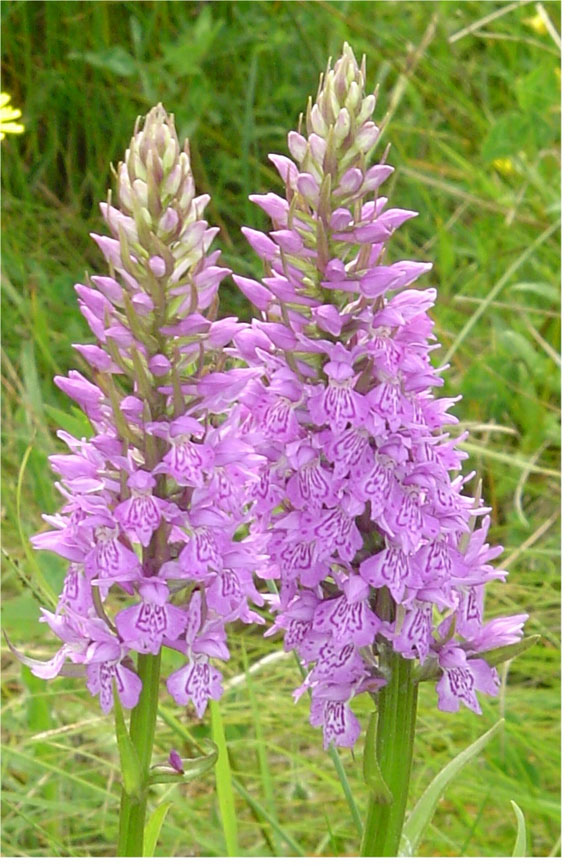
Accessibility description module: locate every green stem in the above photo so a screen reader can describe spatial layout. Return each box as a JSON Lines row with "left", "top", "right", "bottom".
{"left": 116, "top": 650, "right": 162, "bottom": 857}
{"left": 360, "top": 651, "right": 418, "bottom": 857}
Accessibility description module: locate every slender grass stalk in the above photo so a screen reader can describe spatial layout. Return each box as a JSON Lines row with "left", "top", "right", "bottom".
{"left": 360, "top": 651, "right": 418, "bottom": 857}
{"left": 242, "top": 641, "right": 282, "bottom": 855}
{"left": 210, "top": 699, "right": 239, "bottom": 856}
{"left": 328, "top": 746, "right": 363, "bottom": 837}
{"left": 116, "top": 651, "right": 162, "bottom": 857}
{"left": 232, "top": 778, "right": 306, "bottom": 857}
{"left": 21, "top": 667, "right": 60, "bottom": 839}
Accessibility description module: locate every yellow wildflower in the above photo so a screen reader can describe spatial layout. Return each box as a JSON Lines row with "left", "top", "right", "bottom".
{"left": 523, "top": 11, "right": 547, "bottom": 36}
{"left": 0, "top": 92, "right": 25, "bottom": 141}
{"left": 492, "top": 158, "right": 514, "bottom": 176}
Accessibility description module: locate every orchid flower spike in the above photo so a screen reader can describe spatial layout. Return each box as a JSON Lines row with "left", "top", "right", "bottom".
{"left": 233, "top": 44, "right": 526, "bottom": 749}
{"left": 24, "top": 105, "right": 265, "bottom": 718}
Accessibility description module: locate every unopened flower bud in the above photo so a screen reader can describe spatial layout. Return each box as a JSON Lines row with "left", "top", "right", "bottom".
{"left": 345, "top": 80, "right": 362, "bottom": 113}
{"left": 310, "top": 103, "right": 328, "bottom": 137}
{"left": 133, "top": 178, "right": 148, "bottom": 208}
{"left": 308, "top": 133, "right": 326, "bottom": 166}
{"left": 333, "top": 107, "right": 351, "bottom": 143}
{"left": 158, "top": 207, "right": 179, "bottom": 236}
{"left": 355, "top": 121, "right": 380, "bottom": 153}
{"left": 149, "top": 353, "right": 171, "bottom": 376}
{"left": 288, "top": 131, "right": 308, "bottom": 163}
{"left": 149, "top": 256, "right": 166, "bottom": 277}
{"left": 357, "top": 93, "right": 376, "bottom": 125}
{"left": 337, "top": 167, "right": 363, "bottom": 195}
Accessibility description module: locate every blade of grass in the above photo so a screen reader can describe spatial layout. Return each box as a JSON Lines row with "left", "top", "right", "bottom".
{"left": 157, "top": 703, "right": 207, "bottom": 752}
{"left": 398, "top": 166, "right": 543, "bottom": 224}
{"left": 548, "top": 834, "right": 561, "bottom": 856}
{"left": 143, "top": 802, "right": 172, "bottom": 857}
{"left": 510, "top": 800, "right": 527, "bottom": 856}
{"left": 462, "top": 441, "right": 560, "bottom": 478}
{"left": 328, "top": 745, "right": 363, "bottom": 837}
{"left": 500, "top": 509, "right": 560, "bottom": 569}
{"left": 231, "top": 777, "right": 306, "bottom": 856}
{"left": 400, "top": 719, "right": 504, "bottom": 856}
{"left": 20, "top": 667, "right": 60, "bottom": 837}
{"left": 0, "top": 798, "right": 73, "bottom": 856}
{"left": 210, "top": 699, "right": 239, "bottom": 856}
{"left": 533, "top": 3, "right": 561, "bottom": 50}
{"left": 448, "top": 0, "right": 533, "bottom": 43}
{"left": 442, "top": 219, "right": 560, "bottom": 365}
{"left": 241, "top": 641, "right": 282, "bottom": 855}
{"left": 2, "top": 743, "right": 118, "bottom": 801}
{"left": 15, "top": 443, "right": 58, "bottom": 609}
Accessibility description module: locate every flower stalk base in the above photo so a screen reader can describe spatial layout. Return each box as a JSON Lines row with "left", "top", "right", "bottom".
{"left": 360, "top": 652, "right": 418, "bottom": 857}
{"left": 116, "top": 651, "right": 162, "bottom": 857}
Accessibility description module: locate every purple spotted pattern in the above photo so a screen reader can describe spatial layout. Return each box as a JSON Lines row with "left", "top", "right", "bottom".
{"left": 233, "top": 44, "right": 526, "bottom": 748}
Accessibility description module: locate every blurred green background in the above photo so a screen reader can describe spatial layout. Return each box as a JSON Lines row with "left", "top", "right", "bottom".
{"left": 1, "top": 0, "right": 560, "bottom": 857}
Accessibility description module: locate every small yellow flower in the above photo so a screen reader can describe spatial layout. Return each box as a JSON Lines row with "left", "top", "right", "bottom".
{"left": 0, "top": 92, "right": 25, "bottom": 141}
{"left": 523, "top": 11, "right": 548, "bottom": 36}
{"left": 492, "top": 158, "right": 514, "bottom": 176}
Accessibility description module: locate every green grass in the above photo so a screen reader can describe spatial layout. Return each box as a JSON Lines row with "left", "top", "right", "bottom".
{"left": 1, "top": 0, "right": 560, "bottom": 857}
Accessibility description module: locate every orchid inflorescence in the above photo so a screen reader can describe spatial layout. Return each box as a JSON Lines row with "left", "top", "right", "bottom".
{"left": 232, "top": 44, "right": 527, "bottom": 748}
{"left": 22, "top": 44, "right": 526, "bottom": 753}
{"left": 22, "top": 106, "right": 264, "bottom": 718}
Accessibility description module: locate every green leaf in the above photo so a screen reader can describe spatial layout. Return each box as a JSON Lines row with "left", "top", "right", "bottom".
{"left": 148, "top": 740, "right": 218, "bottom": 785}
{"left": 363, "top": 711, "right": 393, "bottom": 804}
{"left": 161, "top": 6, "right": 224, "bottom": 75}
{"left": 510, "top": 281, "right": 560, "bottom": 302}
{"left": 44, "top": 405, "right": 94, "bottom": 440}
{"left": 143, "top": 802, "right": 171, "bottom": 857}
{"left": 210, "top": 699, "right": 239, "bottom": 856}
{"left": 399, "top": 719, "right": 504, "bottom": 856}
{"left": 414, "top": 637, "right": 540, "bottom": 685}
{"left": 515, "top": 63, "right": 558, "bottom": 115}
{"left": 481, "top": 112, "right": 552, "bottom": 162}
{"left": 500, "top": 331, "right": 541, "bottom": 369}
{"left": 114, "top": 686, "right": 144, "bottom": 800}
{"left": 472, "top": 635, "right": 540, "bottom": 668}
{"left": 510, "top": 800, "right": 527, "bottom": 856}
{"left": 68, "top": 46, "right": 137, "bottom": 77}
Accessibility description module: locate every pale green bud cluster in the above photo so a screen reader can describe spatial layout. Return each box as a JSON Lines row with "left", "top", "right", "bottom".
{"left": 106, "top": 104, "right": 216, "bottom": 291}
{"left": 291, "top": 42, "right": 381, "bottom": 192}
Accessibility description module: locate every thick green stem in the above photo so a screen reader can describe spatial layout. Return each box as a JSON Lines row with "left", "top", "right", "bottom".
{"left": 116, "top": 650, "right": 162, "bottom": 857}
{"left": 360, "top": 651, "right": 418, "bottom": 857}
